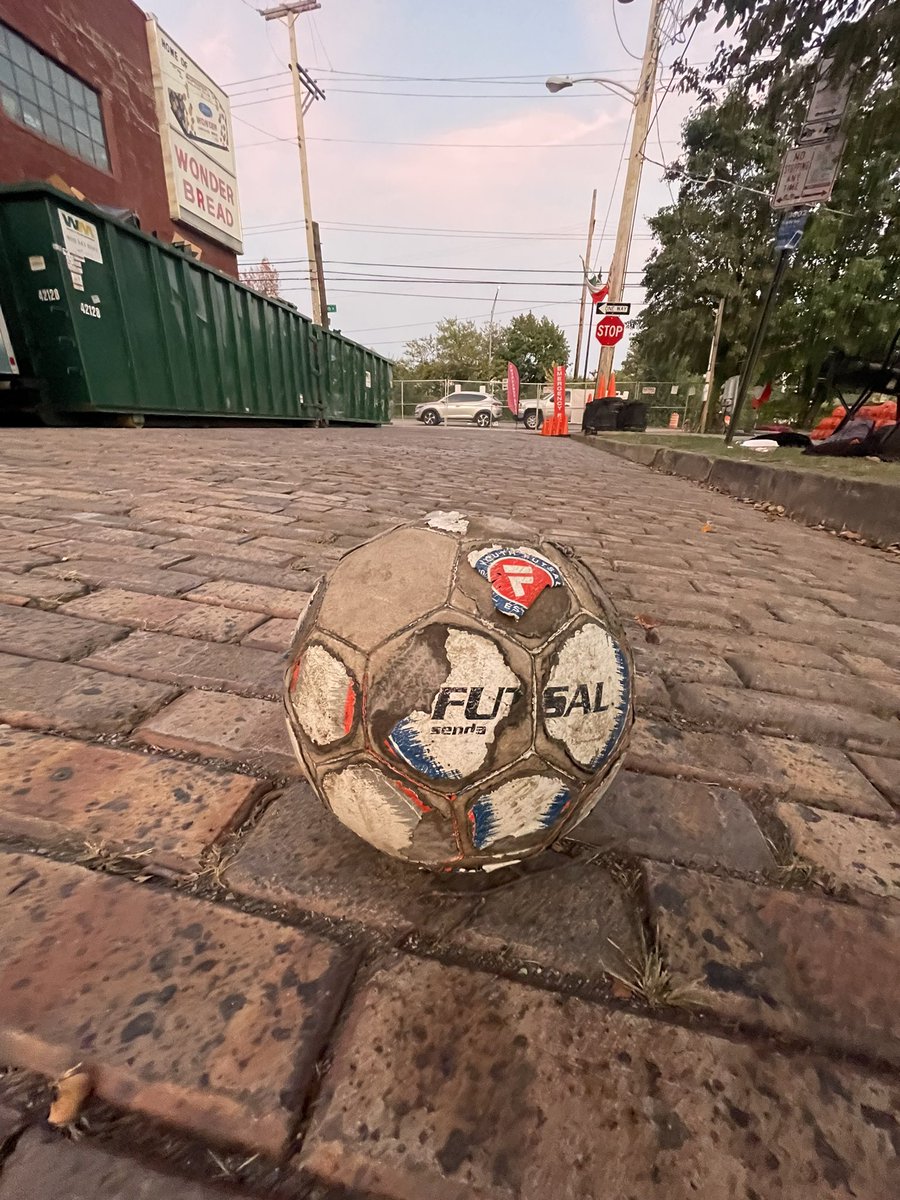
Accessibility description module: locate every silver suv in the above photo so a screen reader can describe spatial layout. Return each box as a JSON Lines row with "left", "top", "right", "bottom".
{"left": 415, "top": 391, "right": 502, "bottom": 428}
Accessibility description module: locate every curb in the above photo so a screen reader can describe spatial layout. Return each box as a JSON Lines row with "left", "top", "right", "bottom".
{"left": 574, "top": 436, "right": 900, "bottom": 547}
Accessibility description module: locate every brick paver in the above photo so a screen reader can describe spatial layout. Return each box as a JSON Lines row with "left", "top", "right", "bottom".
{"left": 0, "top": 852, "right": 356, "bottom": 1156}
{"left": 82, "top": 630, "right": 283, "bottom": 699}
{"left": 0, "top": 1129, "right": 259, "bottom": 1200}
{"left": 0, "top": 426, "right": 898, "bottom": 1195}
{"left": 646, "top": 862, "right": 900, "bottom": 1064}
{"left": 60, "top": 588, "right": 265, "bottom": 642}
{"left": 135, "top": 690, "right": 298, "bottom": 773}
{"left": 569, "top": 771, "right": 776, "bottom": 873}
{"left": 775, "top": 802, "right": 900, "bottom": 901}
{"left": 0, "top": 727, "right": 263, "bottom": 872}
{"left": 300, "top": 956, "right": 898, "bottom": 1200}
{"left": 0, "top": 602, "right": 126, "bottom": 661}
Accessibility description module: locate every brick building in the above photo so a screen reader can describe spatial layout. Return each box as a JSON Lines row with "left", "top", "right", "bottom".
{"left": 0, "top": 0, "right": 239, "bottom": 275}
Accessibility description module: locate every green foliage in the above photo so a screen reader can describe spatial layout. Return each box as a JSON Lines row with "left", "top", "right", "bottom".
{"left": 626, "top": 44, "right": 899, "bottom": 412}
{"left": 495, "top": 313, "right": 570, "bottom": 383}
{"left": 399, "top": 318, "right": 491, "bottom": 380}
{"left": 399, "top": 312, "right": 568, "bottom": 383}
{"left": 682, "top": 0, "right": 896, "bottom": 99}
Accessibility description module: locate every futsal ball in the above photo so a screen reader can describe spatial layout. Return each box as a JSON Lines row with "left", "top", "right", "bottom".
{"left": 283, "top": 511, "right": 633, "bottom": 870}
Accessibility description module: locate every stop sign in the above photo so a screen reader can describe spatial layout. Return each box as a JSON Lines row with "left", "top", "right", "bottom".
{"left": 595, "top": 315, "right": 625, "bottom": 346}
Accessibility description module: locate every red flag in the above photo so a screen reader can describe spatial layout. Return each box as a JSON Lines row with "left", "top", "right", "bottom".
{"left": 751, "top": 382, "right": 773, "bottom": 410}
{"left": 590, "top": 283, "right": 609, "bottom": 305}
{"left": 506, "top": 362, "right": 520, "bottom": 416}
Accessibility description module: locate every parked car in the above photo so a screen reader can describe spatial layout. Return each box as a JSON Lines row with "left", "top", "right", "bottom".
{"left": 414, "top": 391, "right": 502, "bottom": 427}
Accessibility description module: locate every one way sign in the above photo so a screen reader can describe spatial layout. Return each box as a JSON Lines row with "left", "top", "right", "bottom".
{"left": 595, "top": 301, "right": 631, "bottom": 316}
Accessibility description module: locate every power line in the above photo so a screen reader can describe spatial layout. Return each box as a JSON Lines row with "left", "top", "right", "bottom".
{"left": 231, "top": 86, "right": 633, "bottom": 107}
{"left": 222, "top": 63, "right": 686, "bottom": 88}
{"left": 611, "top": 0, "right": 643, "bottom": 61}
{"left": 277, "top": 284, "right": 646, "bottom": 300}
{"left": 241, "top": 250, "right": 653, "bottom": 269}
{"left": 235, "top": 132, "right": 679, "bottom": 151}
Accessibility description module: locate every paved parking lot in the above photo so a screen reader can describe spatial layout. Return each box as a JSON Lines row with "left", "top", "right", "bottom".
{"left": 0, "top": 423, "right": 897, "bottom": 1198}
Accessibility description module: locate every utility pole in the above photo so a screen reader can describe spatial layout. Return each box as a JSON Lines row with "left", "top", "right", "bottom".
{"left": 597, "top": 0, "right": 663, "bottom": 383}
{"left": 262, "top": 2, "right": 326, "bottom": 326}
{"left": 699, "top": 297, "right": 725, "bottom": 433}
{"left": 573, "top": 188, "right": 597, "bottom": 380}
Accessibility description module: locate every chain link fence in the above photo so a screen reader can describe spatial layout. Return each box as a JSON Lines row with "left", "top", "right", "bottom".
{"left": 391, "top": 378, "right": 704, "bottom": 428}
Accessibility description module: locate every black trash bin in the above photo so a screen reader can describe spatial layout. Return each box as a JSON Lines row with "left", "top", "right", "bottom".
{"left": 617, "top": 401, "right": 648, "bottom": 432}
{"left": 581, "top": 398, "right": 623, "bottom": 434}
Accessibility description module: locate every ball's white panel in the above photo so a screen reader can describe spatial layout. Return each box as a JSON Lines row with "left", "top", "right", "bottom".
{"left": 542, "top": 622, "right": 631, "bottom": 771}
{"left": 425, "top": 510, "right": 468, "bottom": 534}
{"left": 467, "top": 545, "right": 564, "bottom": 620}
{"left": 290, "top": 643, "right": 356, "bottom": 746}
{"left": 467, "top": 774, "right": 571, "bottom": 850}
{"left": 387, "top": 629, "right": 520, "bottom": 781}
{"left": 323, "top": 764, "right": 427, "bottom": 855}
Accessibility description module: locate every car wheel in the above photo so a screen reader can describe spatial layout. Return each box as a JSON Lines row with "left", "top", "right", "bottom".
{"left": 474, "top": 411, "right": 492, "bottom": 428}
{"left": 523, "top": 410, "right": 539, "bottom": 430}
{"left": 421, "top": 409, "right": 440, "bottom": 426}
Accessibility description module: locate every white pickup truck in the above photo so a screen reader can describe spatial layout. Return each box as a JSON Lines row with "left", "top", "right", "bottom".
{"left": 520, "top": 387, "right": 594, "bottom": 430}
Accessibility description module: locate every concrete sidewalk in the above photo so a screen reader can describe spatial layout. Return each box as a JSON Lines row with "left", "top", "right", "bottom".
{"left": 0, "top": 424, "right": 897, "bottom": 1198}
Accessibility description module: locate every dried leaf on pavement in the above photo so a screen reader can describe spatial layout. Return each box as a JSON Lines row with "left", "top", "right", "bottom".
{"left": 48, "top": 1065, "right": 93, "bottom": 1126}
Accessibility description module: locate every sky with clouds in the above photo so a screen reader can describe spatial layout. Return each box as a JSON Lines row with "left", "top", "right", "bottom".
{"left": 147, "top": 0, "right": 720, "bottom": 365}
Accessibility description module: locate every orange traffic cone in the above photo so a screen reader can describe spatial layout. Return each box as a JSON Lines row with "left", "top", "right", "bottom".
{"left": 607, "top": 373, "right": 617, "bottom": 397}
{"left": 595, "top": 374, "right": 607, "bottom": 400}
{"left": 541, "top": 414, "right": 554, "bottom": 436}
{"left": 558, "top": 406, "right": 569, "bottom": 436}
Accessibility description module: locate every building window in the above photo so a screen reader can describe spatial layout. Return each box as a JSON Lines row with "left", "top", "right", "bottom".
{"left": 0, "top": 21, "right": 109, "bottom": 171}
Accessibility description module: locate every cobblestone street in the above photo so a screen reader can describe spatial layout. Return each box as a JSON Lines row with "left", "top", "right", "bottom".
{"left": 0, "top": 424, "right": 897, "bottom": 1199}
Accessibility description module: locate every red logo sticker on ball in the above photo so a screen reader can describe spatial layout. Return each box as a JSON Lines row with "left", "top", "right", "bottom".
{"left": 468, "top": 546, "right": 564, "bottom": 619}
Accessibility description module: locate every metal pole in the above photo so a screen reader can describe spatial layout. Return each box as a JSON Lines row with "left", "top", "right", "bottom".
{"left": 699, "top": 297, "right": 725, "bottom": 433}
{"left": 725, "top": 249, "right": 791, "bottom": 444}
{"left": 573, "top": 188, "right": 597, "bottom": 380}
{"left": 284, "top": 12, "right": 324, "bottom": 325}
{"left": 598, "top": 0, "right": 662, "bottom": 384}
{"left": 487, "top": 286, "right": 500, "bottom": 374}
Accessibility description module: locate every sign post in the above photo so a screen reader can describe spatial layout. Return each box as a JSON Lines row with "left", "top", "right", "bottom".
{"left": 727, "top": 57, "right": 851, "bottom": 444}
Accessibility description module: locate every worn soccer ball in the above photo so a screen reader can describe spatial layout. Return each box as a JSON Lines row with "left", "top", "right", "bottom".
{"left": 283, "top": 512, "right": 633, "bottom": 870}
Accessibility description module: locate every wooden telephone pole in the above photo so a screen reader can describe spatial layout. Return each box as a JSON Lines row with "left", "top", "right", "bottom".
{"left": 262, "top": 2, "right": 327, "bottom": 327}
{"left": 597, "top": 0, "right": 663, "bottom": 383}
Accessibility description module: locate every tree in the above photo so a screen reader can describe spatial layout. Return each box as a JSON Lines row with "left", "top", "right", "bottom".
{"left": 495, "top": 313, "right": 569, "bottom": 383}
{"left": 683, "top": 0, "right": 897, "bottom": 101}
{"left": 240, "top": 257, "right": 281, "bottom": 299}
{"left": 625, "top": 67, "right": 899, "bottom": 409}
{"left": 400, "top": 318, "right": 491, "bottom": 380}
{"left": 399, "top": 312, "right": 569, "bottom": 383}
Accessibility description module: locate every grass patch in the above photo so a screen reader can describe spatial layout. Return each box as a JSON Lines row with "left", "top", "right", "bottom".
{"left": 599, "top": 432, "right": 900, "bottom": 483}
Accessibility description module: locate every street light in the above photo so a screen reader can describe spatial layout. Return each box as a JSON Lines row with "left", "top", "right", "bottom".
{"left": 545, "top": 75, "right": 637, "bottom": 103}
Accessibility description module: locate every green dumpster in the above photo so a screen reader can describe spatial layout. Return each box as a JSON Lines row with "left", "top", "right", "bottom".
{"left": 0, "top": 182, "right": 390, "bottom": 425}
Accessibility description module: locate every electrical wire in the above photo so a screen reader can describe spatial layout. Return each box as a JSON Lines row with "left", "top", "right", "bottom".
{"left": 611, "top": 0, "right": 643, "bottom": 61}
{"left": 241, "top": 258, "right": 650, "bottom": 271}
{"left": 222, "top": 64, "right": 676, "bottom": 88}
{"left": 230, "top": 86, "right": 632, "bottom": 106}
